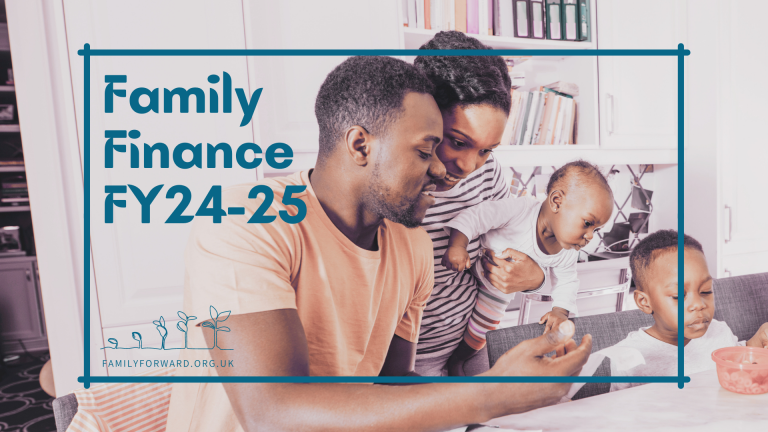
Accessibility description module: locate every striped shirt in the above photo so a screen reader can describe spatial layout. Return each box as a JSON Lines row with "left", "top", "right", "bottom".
{"left": 415, "top": 156, "right": 511, "bottom": 360}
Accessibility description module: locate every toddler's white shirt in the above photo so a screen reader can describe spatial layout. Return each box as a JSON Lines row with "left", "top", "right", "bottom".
{"left": 564, "top": 318, "right": 744, "bottom": 400}
{"left": 445, "top": 196, "right": 580, "bottom": 314}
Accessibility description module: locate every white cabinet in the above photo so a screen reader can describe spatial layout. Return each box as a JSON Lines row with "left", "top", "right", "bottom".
{"left": 718, "top": 1, "right": 768, "bottom": 277}
{"left": 0, "top": 257, "right": 47, "bottom": 354}
{"left": 61, "top": 1, "right": 258, "bottom": 331}
{"left": 596, "top": 0, "right": 687, "bottom": 148}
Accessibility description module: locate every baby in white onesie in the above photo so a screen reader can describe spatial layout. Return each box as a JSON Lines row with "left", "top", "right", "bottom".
{"left": 442, "top": 160, "right": 614, "bottom": 340}
{"left": 564, "top": 230, "right": 768, "bottom": 399}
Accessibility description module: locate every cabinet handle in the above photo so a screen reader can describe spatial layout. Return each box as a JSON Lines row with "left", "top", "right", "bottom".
{"left": 724, "top": 205, "right": 732, "bottom": 243}
{"left": 26, "top": 269, "right": 31, "bottom": 281}
{"left": 607, "top": 94, "right": 615, "bottom": 135}
{"left": 724, "top": 268, "right": 732, "bottom": 278}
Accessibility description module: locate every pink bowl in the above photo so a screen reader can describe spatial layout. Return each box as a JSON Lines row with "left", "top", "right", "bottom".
{"left": 711, "top": 346, "right": 768, "bottom": 395}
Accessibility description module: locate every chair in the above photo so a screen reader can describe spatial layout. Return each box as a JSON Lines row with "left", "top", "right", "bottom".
{"left": 53, "top": 393, "right": 78, "bottom": 432}
{"left": 51, "top": 367, "right": 175, "bottom": 431}
{"left": 489, "top": 308, "right": 653, "bottom": 400}
{"left": 712, "top": 272, "right": 768, "bottom": 342}
{"left": 487, "top": 272, "right": 768, "bottom": 400}
{"left": 517, "top": 257, "right": 632, "bottom": 325}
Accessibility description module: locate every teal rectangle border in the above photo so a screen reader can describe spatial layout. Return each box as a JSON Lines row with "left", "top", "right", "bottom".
{"left": 77, "top": 45, "right": 690, "bottom": 389}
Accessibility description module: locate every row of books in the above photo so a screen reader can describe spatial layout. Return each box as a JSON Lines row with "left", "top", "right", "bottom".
{"left": 500, "top": 83, "right": 578, "bottom": 146}
{"left": 403, "top": 0, "right": 590, "bottom": 41}
{"left": 1, "top": 175, "right": 28, "bottom": 205}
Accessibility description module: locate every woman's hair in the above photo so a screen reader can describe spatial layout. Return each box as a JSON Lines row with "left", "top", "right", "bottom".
{"left": 414, "top": 31, "right": 512, "bottom": 114}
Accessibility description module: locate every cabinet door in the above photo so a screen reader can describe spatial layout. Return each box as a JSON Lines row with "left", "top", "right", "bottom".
{"left": 596, "top": 0, "right": 687, "bottom": 148}
{"left": 243, "top": 0, "right": 400, "bottom": 174}
{"left": 62, "top": 1, "right": 258, "bottom": 328}
{"left": 0, "top": 259, "right": 45, "bottom": 343}
{"left": 719, "top": 1, "right": 768, "bottom": 276}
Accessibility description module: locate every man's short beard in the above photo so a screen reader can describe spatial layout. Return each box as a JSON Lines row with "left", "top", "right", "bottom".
{"left": 361, "top": 160, "right": 424, "bottom": 228}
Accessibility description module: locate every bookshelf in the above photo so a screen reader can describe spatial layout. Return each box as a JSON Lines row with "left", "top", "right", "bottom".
{"left": 396, "top": 0, "right": 680, "bottom": 167}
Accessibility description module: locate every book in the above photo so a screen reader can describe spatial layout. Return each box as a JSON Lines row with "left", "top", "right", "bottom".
{"left": 563, "top": 0, "right": 578, "bottom": 40}
{"left": 417, "top": 0, "right": 426, "bottom": 28}
{"left": 498, "top": 0, "right": 514, "bottom": 36}
{"left": 513, "top": 0, "right": 530, "bottom": 38}
{"left": 467, "top": 0, "right": 479, "bottom": 33}
{"left": 552, "top": 96, "right": 570, "bottom": 145}
{"left": 514, "top": 91, "right": 529, "bottom": 144}
{"left": 578, "top": 0, "right": 590, "bottom": 41}
{"left": 544, "top": 95, "right": 562, "bottom": 144}
{"left": 546, "top": 0, "right": 561, "bottom": 40}
{"left": 522, "top": 91, "right": 541, "bottom": 145}
{"left": 543, "top": 81, "right": 579, "bottom": 97}
{"left": 456, "top": 0, "right": 467, "bottom": 32}
{"left": 481, "top": 0, "right": 492, "bottom": 35}
{"left": 516, "top": 92, "right": 533, "bottom": 145}
{"left": 425, "top": 0, "right": 432, "bottom": 28}
{"left": 529, "top": 91, "right": 547, "bottom": 144}
{"left": 407, "top": 0, "right": 418, "bottom": 28}
{"left": 431, "top": 0, "right": 442, "bottom": 30}
{"left": 534, "top": 92, "right": 556, "bottom": 145}
{"left": 0, "top": 159, "right": 24, "bottom": 166}
{"left": 567, "top": 99, "right": 577, "bottom": 144}
{"left": 449, "top": 0, "right": 457, "bottom": 30}
{"left": 530, "top": 0, "right": 545, "bottom": 39}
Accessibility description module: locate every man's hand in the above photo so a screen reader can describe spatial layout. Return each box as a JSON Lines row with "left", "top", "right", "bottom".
{"left": 443, "top": 246, "right": 472, "bottom": 272}
{"left": 746, "top": 322, "right": 768, "bottom": 348}
{"left": 479, "top": 320, "right": 592, "bottom": 416}
{"left": 539, "top": 307, "right": 570, "bottom": 334}
{"left": 480, "top": 248, "right": 545, "bottom": 294}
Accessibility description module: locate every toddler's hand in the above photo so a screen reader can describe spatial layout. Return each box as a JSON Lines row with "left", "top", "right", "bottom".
{"left": 442, "top": 246, "right": 472, "bottom": 272}
{"left": 746, "top": 322, "right": 768, "bottom": 348}
{"left": 539, "top": 307, "right": 570, "bottom": 335}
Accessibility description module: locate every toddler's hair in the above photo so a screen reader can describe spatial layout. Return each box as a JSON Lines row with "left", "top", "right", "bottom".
{"left": 546, "top": 160, "right": 610, "bottom": 195}
{"left": 630, "top": 229, "right": 704, "bottom": 291}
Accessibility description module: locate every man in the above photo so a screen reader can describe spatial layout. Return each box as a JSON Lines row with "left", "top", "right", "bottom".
{"left": 166, "top": 56, "right": 592, "bottom": 431}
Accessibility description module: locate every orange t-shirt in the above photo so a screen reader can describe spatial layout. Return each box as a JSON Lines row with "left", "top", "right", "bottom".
{"left": 166, "top": 170, "right": 434, "bottom": 431}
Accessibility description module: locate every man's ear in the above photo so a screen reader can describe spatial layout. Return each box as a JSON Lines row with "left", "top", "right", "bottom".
{"left": 343, "top": 125, "right": 372, "bottom": 167}
{"left": 634, "top": 288, "right": 654, "bottom": 315}
{"left": 548, "top": 190, "right": 564, "bottom": 213}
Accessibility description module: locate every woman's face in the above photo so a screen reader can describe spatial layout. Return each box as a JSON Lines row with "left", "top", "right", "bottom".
{"left": 434, "top": 104, "right": 508, "bottom": 191}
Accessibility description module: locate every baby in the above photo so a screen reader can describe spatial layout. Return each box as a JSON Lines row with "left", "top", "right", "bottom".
{"left": 442, "top": 160, "right": 614, "bottom": 345}
{"left": 565, "top": 230, "right": 768, "bottom": 398}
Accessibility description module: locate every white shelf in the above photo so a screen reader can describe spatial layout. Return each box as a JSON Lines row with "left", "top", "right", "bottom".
{"left": 402, "top": 28, "right": 595, "bottom": 51}
{"left": 0, "top": 165, "right": 24, "bottom": 173}
{"left": 0, "top": 205, "right": 30, "bottom": 213}
{"left": 0, "top": 124, "right": 20, "bottom": 132}
{"left": 0, "top": 85, "right": 14, "bottom": 92}
{"left": 492, "top": 145, "right": 678, "bottom": 167}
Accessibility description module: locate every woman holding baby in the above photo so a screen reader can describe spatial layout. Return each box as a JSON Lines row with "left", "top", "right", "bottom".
{"left": 414, "top": 31, "right": 614, "bottom": 377}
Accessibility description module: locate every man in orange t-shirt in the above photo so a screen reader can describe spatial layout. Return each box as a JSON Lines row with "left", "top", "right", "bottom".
{"left": 166, "top": 56, "right": 592, "bottom": 431}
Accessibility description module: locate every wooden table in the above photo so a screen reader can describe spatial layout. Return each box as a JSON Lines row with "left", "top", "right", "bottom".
{"left": 474, "top": 369, "right": 768, "bottom": 431}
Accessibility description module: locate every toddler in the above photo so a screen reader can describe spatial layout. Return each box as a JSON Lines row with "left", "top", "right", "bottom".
{"left": 442, "top": 160, "right": 614, "bottom": 348}
{"left": 565, "top": 230, "right": 768, "bottom": 398}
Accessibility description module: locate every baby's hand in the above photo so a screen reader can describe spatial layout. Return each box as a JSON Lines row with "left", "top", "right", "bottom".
{"left": 539, "top": 307, "right": 570, "bottom": 334}
{"left": 442, "top": 246, "right": 472, "bottom": 272}
{"left": 746, "top": 322, "right": 768, "bottom": 348}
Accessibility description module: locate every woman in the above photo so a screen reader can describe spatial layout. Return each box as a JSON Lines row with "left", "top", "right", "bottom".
{"left": 414, "top": 31, "right": 545, "bottom": 376}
